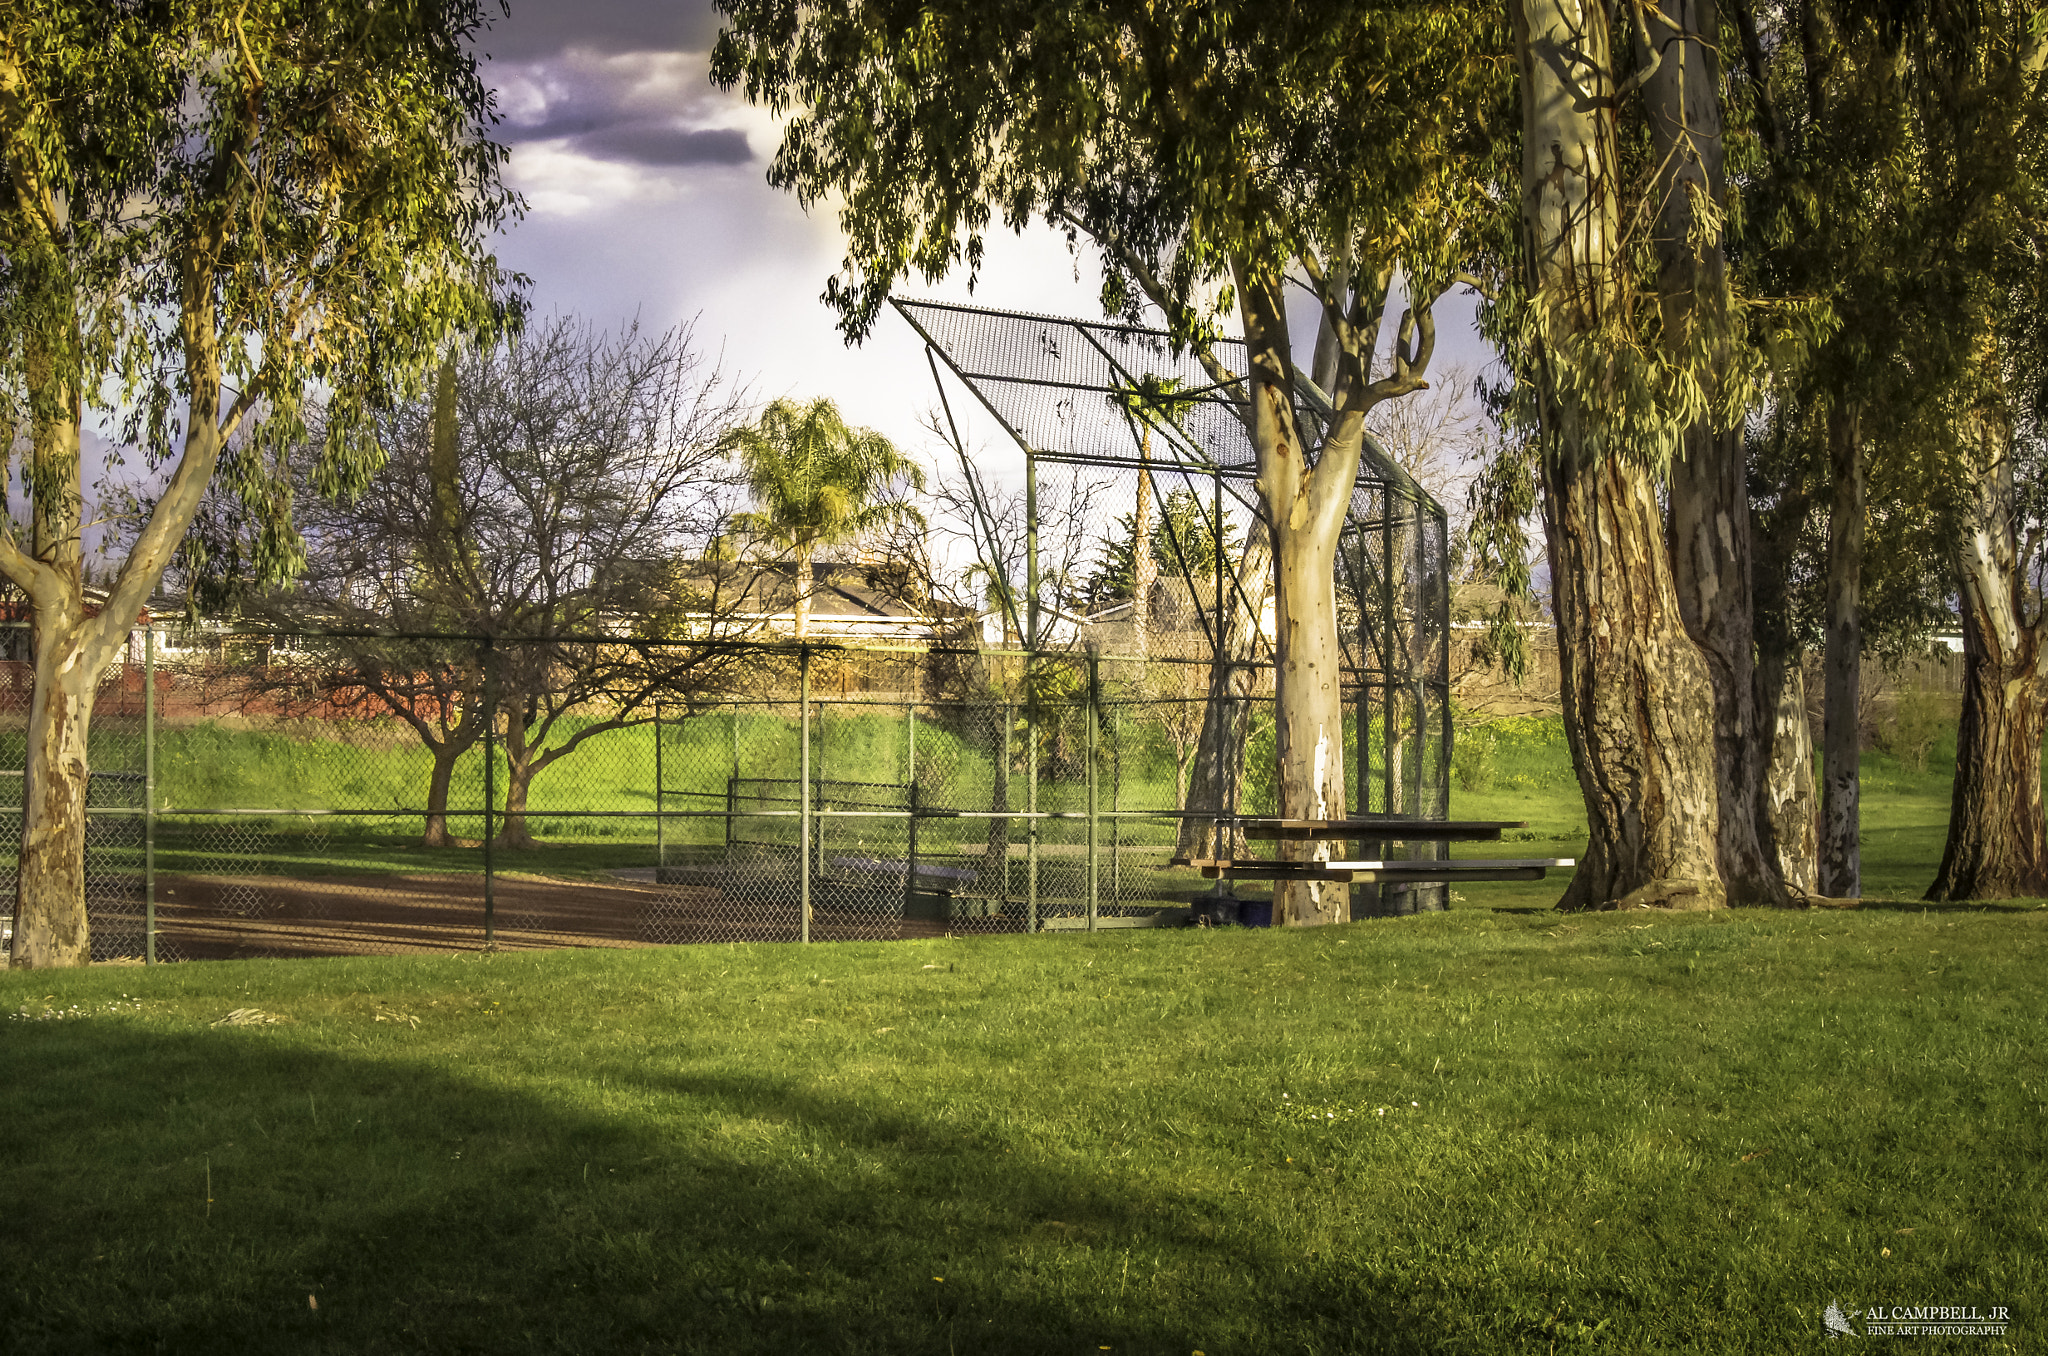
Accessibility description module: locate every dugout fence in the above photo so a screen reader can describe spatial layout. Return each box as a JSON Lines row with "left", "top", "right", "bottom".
{"left": 0, "top": 625, "right": 1446, "bottom": 964}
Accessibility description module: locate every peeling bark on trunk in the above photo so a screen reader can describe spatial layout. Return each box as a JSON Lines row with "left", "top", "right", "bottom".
{"left": 1928, "top": 416, "right": 2048, "bottom": 900}
{"left": 1645, "top": 0, "right": 1784, "bottom": 906}
{"left": 12, "top": 624, "right": 97, "bottom": 968}
{"left": 1752, "top": 469, "right": 1818, "bottom": 895}
{"left": 1754, "top": 649, "right": 1818, "bottom": 895}
{"left": 1668, "top": 420, "right": 1781, "bottom": 903}
{"left": 1819, "top": 406, "right": 1863, "bottom": 897}
{"left": 1929, "top": 605, "right": 2047, "bottom": 899}
{"left": 1545, "top": 454, "right": 1726, "bottom": 910}
{"left": 1515, "top": 0, "right": 1725, "bottom": 912}
{"left": 1271, "top": 503, "right": 1351, "bottom": 923}
{"left": 1237, "top": 267, "right": 1355, "bottom": 926}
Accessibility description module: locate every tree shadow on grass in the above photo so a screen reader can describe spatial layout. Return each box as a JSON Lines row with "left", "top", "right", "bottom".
{"left": 0, "top": 1021, "right": 1435, "bottom": 1356}
{"left": 1819, "top": 896, "right": 2046, "bottom": 914}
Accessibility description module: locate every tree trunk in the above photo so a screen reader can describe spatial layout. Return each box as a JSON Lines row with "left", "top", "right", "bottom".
{"left": 1667, "top": 417, "right": 1782, "bottom": 903}
{"left": 10, "top": 326, "right": 101, "bottom": 968}
{"left": 1643, "top": 0, "right": 1785, "bottom": 907}
{"left": 1235, "top": 265, "right": 1356, "bottom": 927}
{"left": 1132, "top": 437, "right": 1155, "bottom": 659}
{"left": 422, "top": 739, "right": 465, "bottom": 847}
{"left": 1544, "top": 454, "right": 1726, "bottom": 910}
{"left": 1176, "top": 518, "right": 1273, "bottom": 863}
{"left": 1819, "top": 405, "right": 1863, "bottom": 897}
{"left": 1271, "top": 506, "right": 1351, "bottom": 923}
{"left": 493, "top": 701, "right": 540, "bottom": 849}
{"left": 1928, "top": 415, "right": 2048, "bottom": 900}
{"left": 1515, "top": 0, "right": 1724, "bottom": 911}
{"left": 10, "top": 617, "right": 97, "bottom": 968}
{"left": 1754, "top": 649, "right": 1818, "bottom": 895}
{"left": 795, "top": 549, "right": 813, "bottom": 641}
{"left": 1929, "top": 606, "right": 2046, "bottom": 899}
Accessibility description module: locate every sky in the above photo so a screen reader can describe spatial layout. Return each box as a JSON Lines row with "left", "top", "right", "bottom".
{"left": 473, "top": 0, "right": 1494, "bottom": 479}
{"left": 479, "top": 0, "right": 1108, "bottom": 467}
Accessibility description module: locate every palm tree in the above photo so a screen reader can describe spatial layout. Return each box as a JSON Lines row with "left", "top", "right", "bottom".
{"left": 722, "top": 397, "right": 927, "bottom": 640}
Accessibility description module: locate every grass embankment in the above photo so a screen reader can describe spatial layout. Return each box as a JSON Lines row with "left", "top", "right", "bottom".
{"left": 94, "top": 704, "right": 1988, "bottom": 900}
{"left": 4, "top": 907, "right": 2042, "bottom": 1354}
{"left": 1448, "top": 714, "right": 1975, "bottom": 904}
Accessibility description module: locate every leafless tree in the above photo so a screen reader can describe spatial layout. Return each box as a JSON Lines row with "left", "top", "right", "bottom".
{"left": 209, "top": 317, "right": 754, "bottom": 847}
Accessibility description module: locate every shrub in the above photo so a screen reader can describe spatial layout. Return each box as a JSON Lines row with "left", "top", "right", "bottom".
{"left": 1451, "top": 726, "right": 1497, "bottom": 792}
{"left": 1877, "top": 684, "right": 1947, "bottom": 774}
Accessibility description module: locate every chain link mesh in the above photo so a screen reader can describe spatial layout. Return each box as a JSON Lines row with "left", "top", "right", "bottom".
{"left": 2, "top": 618, "right": 1456, "bottom": 963}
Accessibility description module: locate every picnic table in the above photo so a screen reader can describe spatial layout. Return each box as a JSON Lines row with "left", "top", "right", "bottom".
{"left": 1174, "top": 818, "right": 1572, "bottom": 885}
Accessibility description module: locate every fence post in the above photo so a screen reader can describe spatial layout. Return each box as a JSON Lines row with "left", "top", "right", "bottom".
{"left": 1110, "top": 703, "right": 1120, "bottom": 905}
{"left": 906, "top": 779, "right": 919, "bottom": 922}
{"left": 1086, "top": 651, "right": 1099, "bottom": 933}
{"left": 1355, "top": 533, "right": 1381, "bottom": 918}
{"left": 483, "top": 638, "right": 496, "bottom": 950}
{"left": 728, "top": 707, "right": 740, "bottom": 862}
{"left": 653, "top": 703, "right": 665, "bottom": 878}
{"left": 1026, "top": 453, "right": 1040, "bottom": 934}
{"left": 1026, "top": 675, "right": 1039, "bottom": 935}
{"left": 998, "top": 700, "right": 1012, "bottom": 915}
{"left": 1026, "top": 452, "right": 1040, "bottom": 652}
{"left": 800, "top": 645, "right": 811, "bottom": 945}
{"left": 143, "top": 625, "right": 156, "bottom": 965}
{"left": 905, "top": 697, "right": 918, "bottom": 923}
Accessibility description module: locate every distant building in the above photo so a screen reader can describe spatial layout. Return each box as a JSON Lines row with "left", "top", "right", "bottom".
{"left": 670, "top": 559, "right": 963, "bottom": 644}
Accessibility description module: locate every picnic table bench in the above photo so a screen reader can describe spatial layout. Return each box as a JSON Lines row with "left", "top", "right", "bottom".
{"left": 1237, "top": 817, "right": 1530, "bottom": 842}
{"left": 1172, "top": 818, "right": 1569, "bottom": 885}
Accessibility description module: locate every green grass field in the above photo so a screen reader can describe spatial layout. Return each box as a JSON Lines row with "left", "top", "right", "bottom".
{"left": 4, "top": 904, "right": 2041, "bottom": 1354}
{"left": 5, "top": 708, "right": 2037, "bottom": 1351}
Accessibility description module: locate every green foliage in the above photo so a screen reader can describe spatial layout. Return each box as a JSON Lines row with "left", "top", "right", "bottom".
{"left": 0, "top": 0, "right": 518, "bottom": 600}
{"left": 1450, "top": 725, "right": 1497, "bottom": 793}
{"left": 1874, "top": 684, "right": 1952, "bottom": 777}
{"left": 723, "top": 397, "right": 928, "bottom": 558}
{"left": 712, "top": 0, "right": 1512, "bottom": 347}
{"left": 3, "top": 910, "right": 2044, "bottom": 1351}
{"left": 1081, "top": 488, "right": 1242, "bottom": 606}
{"left": 1736, "top": 1, "right": 2048, "bottom": 658}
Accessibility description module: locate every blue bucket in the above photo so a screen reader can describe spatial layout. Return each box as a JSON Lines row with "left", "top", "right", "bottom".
{"left": 1238, "top": 899, "right": 1273, "bottom": 928}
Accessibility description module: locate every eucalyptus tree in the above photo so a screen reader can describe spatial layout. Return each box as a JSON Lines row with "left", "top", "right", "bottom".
{"left": 0, "top": 1, "right": 515, "bottom": 967}
{"left": 1919, "top": 5, "right": 2048, "bottom": 900}
{"left": 1631, "top": 0, "right": 1795, "bottom": 905}
{"left": 1732, "top": 0, "right": 1943, "bottom": 899}
{"left": 1486, "top": 0, "right": 1770, "bottom": 910}
{"left": 714, "top": 0, "right": 1512, "bottom": 923}
{"left": 1731, "top": 0, "right": 2048, "bottom": 899}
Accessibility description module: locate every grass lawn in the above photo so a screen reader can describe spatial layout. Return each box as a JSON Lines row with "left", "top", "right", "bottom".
{"left": 4, "top": 901, "right": 2043, "bottom": 1354}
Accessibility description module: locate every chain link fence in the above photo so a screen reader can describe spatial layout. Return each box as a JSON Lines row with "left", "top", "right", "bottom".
{"left": 2, "top": 626, "right": 1448, "bottom": 964}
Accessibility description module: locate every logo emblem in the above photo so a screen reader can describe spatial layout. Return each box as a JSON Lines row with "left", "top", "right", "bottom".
{"left": 1825, "top": 1301, "right": 1860, "bottom": 1338}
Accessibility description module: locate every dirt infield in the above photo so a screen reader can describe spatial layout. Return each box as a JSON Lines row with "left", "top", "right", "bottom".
{"left": 141, "top": 870, "right": 1012, "bottom": 960}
